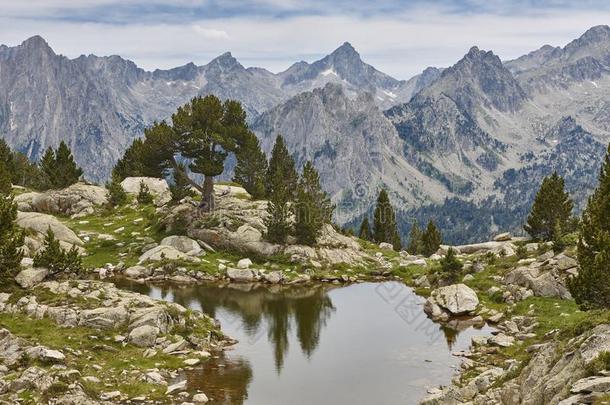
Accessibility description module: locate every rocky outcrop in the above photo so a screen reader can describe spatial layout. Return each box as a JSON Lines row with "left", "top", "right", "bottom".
{"left": 165, "top": 185, "right": 374, "bottom": 268}
{"left": 16, "top": 211, "right": 82, "bottom": 246}
{"left": 14, "top": 183, "right": 108, "bottom": 218}
{"left": 504, "top": 251, "right": 575, "bottom": 299}
{"left": 120, "top": 177, "right": 172, "bottom": 206}
{"left": 14, "top": 268, "right": 49, "bottom": 289}
{"left": 138, "top": 245, "right": 201, "bottom": 264}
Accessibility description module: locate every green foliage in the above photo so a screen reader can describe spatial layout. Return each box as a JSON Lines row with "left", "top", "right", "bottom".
{"left": 372, "top": 189, "right": 401, "bottom": 251}
{"left": 264, "top": 136, "right": 298, "bottom": 244}
{"left": 106, "top": 175, "right": 127, "bottom": 207}
{"left": 358, "top": 217, "right": 372, "bottom": 241}
{"left": 0, "top": 194, "right": 24, "bottom": 275}
{"left": 439, "top": 247, "right": 463, "bottom": 284}
{"left": 114, "top": 96, "right": 251, "bottom": 211}
{"left": 407, "top": 221, "right": 423, "bottom": 255}
{"left": 421, "top": 220, "right": 442, "bottom": 256}
{"left": 0, "top": 162, "right": 12, "bottom": 195}
{"left": 136, "top": 181, "right": 154, "bottom": 205}
{"left": 516, "top": 244, "right": 528, "bottom": 259}
{"left": 39, "top": 142, "right": 83, "bottom": 190}
{"left": 33, "top": 228, "right": 82, "bottom": 276}
{"left": 170, "top": 162, "right": 195, "bottom": 202}
{"left": 569, "top": 144, "right": 610, "bottom": 309}
{"left": 294, "top": 161, "right": 334, "bottom": 245}
{"left": 265, "top": 135, "right": 298, "bottom": 198}
{"left": 524, "top": 172, "right": 573, "bottom": 241}
{"left": 233, "top": 131, "right": 268, "bottom": 199}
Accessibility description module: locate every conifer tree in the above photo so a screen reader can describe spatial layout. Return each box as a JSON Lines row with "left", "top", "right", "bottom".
{"left": 39, "top": 147, "right": 57, "bottom": 189}
{"left": 170, "top": 162, "right": 195, "bottom": 202}
{"left": 265, "top": 135, "right": 298, "bottom": 198}
{"left": 0, "top": 163, "right": 12, "bottom": 196}
{"left": 407, "top": 221, "right": 423, "bottom": 255}
{"left": 568, "top": 144, "right": 610, "bottom": 309}
{"left": 358, "top": 217, "right": 372, "bottom": 241}
{"left": 112, "top": 139, "right": 153, "bottom": 180}
{"left": 0, "top": 193, "right": 24, "bottom": 275}
{"left": 137, "top": 181, "right": 154, "bottom": 205}
{"left": 106, "top": 175, "right": 127, "bottom": 207}
{"left": 294, "top": 161, "right": 334, "bottom": 245}
{"left": 233, "top": 132, "right": 268, "bottom": 199}
{"left": 33, "top": 228, "right": 82, "bottom": 276}
{"left": 264, "top": 136, "right": 298, "bottom": 244}
{"left": 53, "top": 141, "right": 83, "bottom": 188}
{"left": 440, "top": 247, "right": 463, "bottom": 284}
{"left": 39, "top": 142, "right": 83, "bottom": 189}
{"left": 372, "top": 189, "right": 401, "bottom": 251}
{"left": 421, "top": 220, "right": 442, "bottom": 256}
{"left": 524, "top": 172, "right": 573, "bottom": 241}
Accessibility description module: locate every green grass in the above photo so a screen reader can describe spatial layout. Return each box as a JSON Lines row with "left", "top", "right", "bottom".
{"left": 64, "top": 204, "right": 168, "bottom": 268}
{"left": 0, "top": 312, "right": 213, "bottom": 401}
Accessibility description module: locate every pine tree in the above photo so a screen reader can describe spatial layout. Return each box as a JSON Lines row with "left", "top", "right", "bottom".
{"left": 170, "top": 162, "right": 195, "bottom": 202}
{"left": 33, "top": 228, "right": 82, "bottom": 276}
{"left": 421, "top": 220, "right": 442, "bottom": 256}
{"left": 358, "top": 217, "right": 372, "bottom": 241}
{"left": 266, "top": 135, "right": 297, "bottom": 198}
{"left": 39, "top": 147, "right": 57, "bottom": 190}
{"left": 264, "top": 136, "right": 299, "bottom": 244}
{"left": 0, "top": 162, "right": 12, "bottom": 196}
{"left": 137, "top": 181, "right": 154, "bottom": 205}
{"left": 106, "top": 175, "right": 127, "bottom": 207}
{"left": 568, "top": 143, "right": 610, "bottom": 309}
{"left": 233, "top": 131, "right": 268, "bottom": 199}
{"left": 0, "top": 193, "right": 24, "bottom": 275}
{"left": 265, "top": 176, "right": 293, "bottom": 244}
{"left": 407, "top": 221, "right": 423, "bottom": 255}
{"left": 53, "top": 141, "right": 83, "bottom": 188}
{"left": 372, "top": 189, "right": 401, "bottom": 251}
{"left": 440, "top": 247, "right": 463, "bottom": 284}
{"left": 524, "top": 172, "right": 573, "bottom": 241}
{"left": 294, "top": 161, "right": 334, "bottom": 245}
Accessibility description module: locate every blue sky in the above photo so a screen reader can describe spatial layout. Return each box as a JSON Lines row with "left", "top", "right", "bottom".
{"left": 1, "top": 0, "right": 609, "bottom": 78}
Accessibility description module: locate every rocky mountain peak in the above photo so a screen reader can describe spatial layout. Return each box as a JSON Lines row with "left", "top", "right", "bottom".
{"left": 19, "top": 35, "right": 54, "bottom": 56}
{"left": 329, "top": 42, "right": 360, "bottom": 61}
{"left": 207, "top": 51, "right": 242, "bottom": 71}
{"left": 574, "top": 25, "right": 610, "bottom": 45}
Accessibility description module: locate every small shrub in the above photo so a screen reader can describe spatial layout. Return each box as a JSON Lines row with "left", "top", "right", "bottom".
{"left": 439, "top": 248, "right": 463, "bottom": 284}
{"left": 106, "top": 176, "right": 127, "bottom": 207}
{"left": 586, "top": 351, "right": 610, "bottom": 377}
{"left": 33, "top": 228, "right": 83, "bottom": 276}
{"left": 137, "top": 181, "right": 154, "bottom": 205}
{"left": 516, "top": 244, "right": 528, "bottom": 259}
{"left": 484, "top": 252, "right": 497, "bottom": 265}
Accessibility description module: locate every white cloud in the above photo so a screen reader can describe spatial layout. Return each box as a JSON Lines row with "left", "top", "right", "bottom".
{"left": 0, "top": 6, "right": 608, "bottom": 79}
{"left": 192, "top": 25, "right": 229, "bottom": 39}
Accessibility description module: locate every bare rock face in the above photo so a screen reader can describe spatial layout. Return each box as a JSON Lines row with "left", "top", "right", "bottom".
{"left": 160, "top": 235, "right": 202, "bottom": 256}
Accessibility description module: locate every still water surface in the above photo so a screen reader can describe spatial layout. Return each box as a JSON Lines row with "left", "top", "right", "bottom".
{"left": 120, "top": 281, "right": 492, "bottom": 405}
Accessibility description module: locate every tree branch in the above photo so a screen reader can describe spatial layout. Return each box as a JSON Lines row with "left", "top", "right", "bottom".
{"left": 169, "top": 157, "right": 205, "bottom": 195}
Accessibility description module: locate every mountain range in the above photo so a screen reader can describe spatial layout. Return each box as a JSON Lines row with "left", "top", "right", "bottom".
{"left": 1, "top": 26, "right": 609, "bottom": 243}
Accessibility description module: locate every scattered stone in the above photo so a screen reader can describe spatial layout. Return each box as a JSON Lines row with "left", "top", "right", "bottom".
{"left": 193, "top": 393, "right": 209, "bottom": 403}
{"left": 15, "top": 268, "right": 49, "bottom": 289}
{"left": 166, "top": 380, "right": 187, "bottom": 395}
{"left": 184, "top": 358, "right": 201, "bottom": 366}
{"left": 237, "top": 258, "right": 253, "bottom": 269}
{"left": 128, "top": 325, "right": 160, "bottom": 347}
{"left": 494, "top": 232, "right": 512, "bottom": 242}
{"left": 226, "top": 267, "right": 257, "bottom": 282}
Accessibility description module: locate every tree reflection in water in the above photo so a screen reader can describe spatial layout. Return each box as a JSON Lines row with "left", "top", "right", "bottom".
{"left": 117, "top": 280, "right": 336, "bottom": 403}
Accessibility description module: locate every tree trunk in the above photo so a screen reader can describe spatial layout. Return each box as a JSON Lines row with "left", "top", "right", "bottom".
{"left": 200, "top": 175, "right": 215, "bottom": 212}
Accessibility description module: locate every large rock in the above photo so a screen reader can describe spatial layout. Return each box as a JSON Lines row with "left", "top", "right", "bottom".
{"left": 15, "top": 268, "right": 49, "bottom": 289}
{"left": 120, "top": 177, "right": 171, "bottom": 206}
{"left": 16, "top": 211, "right": 83, "bottom": 246}
{"left": 128, "top": 325, "right": 160, "bottom": 348}
{"left": 124, "top": 265, "right": 153, "bottom": 279}
{"left": 429, "top": 284, "right": 479, "bottom": 315}
{"left": 79, "top": 306, "right": 129, "bottom": 329}
{"left": 226, "top": 268, "right": 257, "bottom": 282}
{"left": 160, "top": 235, "right": 202, "bottom": 256}
{"left": 504, "top": 266, "right": 571, "bottom": 299}
{"left": 139, "top": 245, "right": 201, "bottom": 264}
{"left": 25, "top": 346, "right": 65, "bottom": 363}
{"left": 14, "top": 183, "right": 108, "bottom": 217}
